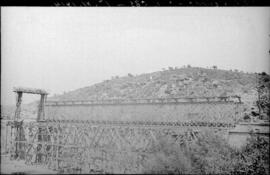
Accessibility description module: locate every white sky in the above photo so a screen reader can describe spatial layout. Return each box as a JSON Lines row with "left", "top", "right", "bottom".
{"left": 1, "top": 7, "right": 270, "bottom": 105}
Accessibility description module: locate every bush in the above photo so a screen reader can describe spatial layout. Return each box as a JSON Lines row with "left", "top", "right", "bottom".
{"left": 128, "top": 73, "right": 134, "bottom": 77}
{"left": 168, "top": 66, "right": 174, "bottom": 71}
{"left": 187, "top": 131, "right": 236, "bottom": 174}
{"left": 143, "top": 131, "right": 269, "bottom": 175}
{"left": 257, "top": 72, "right": 270, "bottom": 118}
{"left": 143, "top": 136, "right": 193, "bottom": 174}
{"left": 232, "top": 135, "right": 269, "bottom": 175}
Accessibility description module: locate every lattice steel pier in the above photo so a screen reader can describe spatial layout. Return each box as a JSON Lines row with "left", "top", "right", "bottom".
{"left": 9, "top": 120, "right": 235, "bottom": 174}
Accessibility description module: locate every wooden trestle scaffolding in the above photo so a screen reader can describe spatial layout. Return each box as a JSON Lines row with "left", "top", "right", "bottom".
{"left": 6, "top": 87, "right": 244, "bottom": 173}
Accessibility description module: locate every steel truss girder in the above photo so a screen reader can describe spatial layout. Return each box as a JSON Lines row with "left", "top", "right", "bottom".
{"left": 45, "top": 101, "right": 244, "bottom": 123}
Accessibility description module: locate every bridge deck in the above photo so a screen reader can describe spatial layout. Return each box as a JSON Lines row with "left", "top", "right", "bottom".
{"left": 45, "top": 96, "right": 242, "bottom": 106}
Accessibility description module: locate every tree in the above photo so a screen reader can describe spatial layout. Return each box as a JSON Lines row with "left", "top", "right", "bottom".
{"left": 142, "top": 129, "right": 269, "bottom": 175}
{"left": 256, "top": 72, "right": 270, "bottom": 119}
{"left": 168, "top": 66, "right": 174, "bottom": 71}
{"left": 128, "top": 73, "right": 134, "bottom": 77}
{"left": 232, "top": 135, "right": 269, "bottom": 175}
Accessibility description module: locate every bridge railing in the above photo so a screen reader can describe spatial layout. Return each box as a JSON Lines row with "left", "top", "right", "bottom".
{"left": 45, "top": 96, "right": 242, "bottom": 106}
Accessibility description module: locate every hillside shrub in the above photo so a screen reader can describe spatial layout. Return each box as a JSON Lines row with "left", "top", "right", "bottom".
{"left": 187, "top": 131, "right": 237, "bottom": 174}
{"left": 143, "top": 136, "right": 193, "bottom": 174}
{"left": 256, "top": 72, "right": 270, "bottom": 118}
{"left": 143, "top": 131, "right": 269, "bottom": 175}
{"left": 128, "top": 73, "right": 134, "bottom": 77}
{"left": 231, "top": 135, "right": 269, "bottom": 175}
{"left": 168, "top": 66, "right": 174, "bottom": 71}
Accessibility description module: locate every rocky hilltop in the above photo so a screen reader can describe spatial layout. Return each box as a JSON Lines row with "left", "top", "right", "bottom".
{"left": 50, "top": 67, "right": 257, "bottom": 105}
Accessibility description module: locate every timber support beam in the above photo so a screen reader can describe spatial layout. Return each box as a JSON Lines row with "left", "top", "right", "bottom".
{"left": 13, "top": 87, "right": 49, "bottom": 121}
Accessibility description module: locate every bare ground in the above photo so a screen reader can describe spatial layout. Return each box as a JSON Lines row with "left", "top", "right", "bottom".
{"left": 1, "top": 155, "right": 57, "bottom": 174}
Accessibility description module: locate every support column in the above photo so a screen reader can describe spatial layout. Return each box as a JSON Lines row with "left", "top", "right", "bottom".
{"left": 14, "top": 92, "right": 23, "bottom": 121}
{"left": 36, "top": 94, "right": 46, "bottom": 164}
{"left": 37, "top": 94, "right": 46, "bottom": 121}
{"left": 13, "top": 92, "right": 25, "bottom": 159}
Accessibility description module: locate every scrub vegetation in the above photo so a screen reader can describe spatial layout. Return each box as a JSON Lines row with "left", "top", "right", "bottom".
{"left": 143, "top": 132, "right": 269, "bottom": 174}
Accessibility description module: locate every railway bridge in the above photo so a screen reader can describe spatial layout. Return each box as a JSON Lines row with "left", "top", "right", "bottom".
{"left": 3, "top": 87, "right": 245, "bottom": 173}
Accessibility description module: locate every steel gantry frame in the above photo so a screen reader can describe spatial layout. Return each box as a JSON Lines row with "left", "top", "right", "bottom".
{"left": 9, "top": 87, "right": 48, "bottom": 160}
{"left": 13, "top": 87, "right": 48, "bottom": 121}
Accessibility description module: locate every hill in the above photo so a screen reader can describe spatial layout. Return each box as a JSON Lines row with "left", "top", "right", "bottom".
{"left": 2, "top": 67, "right": 268, "bottom": 121}
{"left": 50, "top": 67, "right": 258, "bottom": 106}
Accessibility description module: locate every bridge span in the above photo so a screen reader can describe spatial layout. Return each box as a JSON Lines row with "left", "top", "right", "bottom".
{"left": 4, "top": 89, "right": 248, "bottom": 174}
{"left": 45, "top": 96, "right": 244, "bottom": 123}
